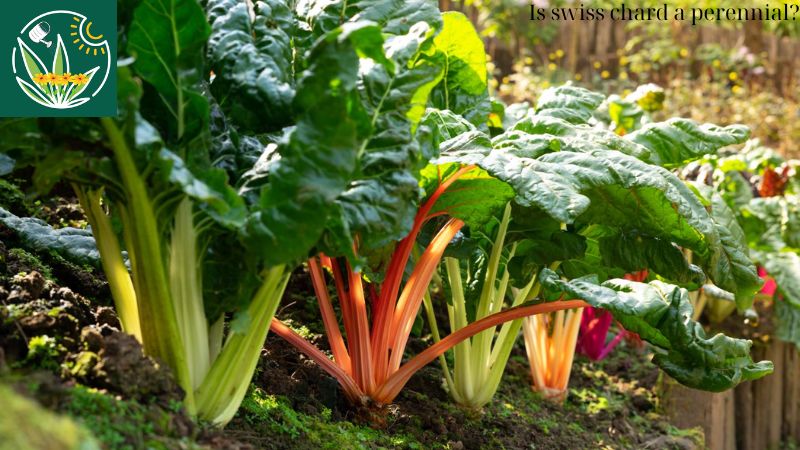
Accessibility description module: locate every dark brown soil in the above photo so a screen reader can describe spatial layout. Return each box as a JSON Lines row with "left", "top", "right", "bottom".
{"left": 0, "top": 238, "right": 700, "bottom": 449}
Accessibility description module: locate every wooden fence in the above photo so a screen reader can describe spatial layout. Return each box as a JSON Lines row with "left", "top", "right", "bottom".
{"left": 662, "top": 340, "right": 800, "bottom": 450}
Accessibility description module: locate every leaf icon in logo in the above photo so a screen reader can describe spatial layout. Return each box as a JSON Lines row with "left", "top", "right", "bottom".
{"left": 16, "top": 34, "right": 100, "bottom": 108}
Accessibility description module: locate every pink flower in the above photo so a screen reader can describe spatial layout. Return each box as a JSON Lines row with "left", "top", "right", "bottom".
{"left": 758, "top": 266, "right": 777, "bottom": 296}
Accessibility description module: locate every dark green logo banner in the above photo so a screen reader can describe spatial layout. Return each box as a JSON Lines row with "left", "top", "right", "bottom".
{"left": 2, "top": 1, "right": 117, "bottom": 117}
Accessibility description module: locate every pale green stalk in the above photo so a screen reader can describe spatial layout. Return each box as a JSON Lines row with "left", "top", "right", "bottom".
{"left": 430, "top": 202, "right": 565, "bottom": 409}
{"left": 471, "top": 203, "right": 513, "bottom": 390}
{"left": 208, "top": 315, "right": 225, "bottom": 363}
{"left": 195, "top": 265, "right": 290, "bottom": 425}
{"left": 169, "top": 198, "right": 210, "bottom": 390}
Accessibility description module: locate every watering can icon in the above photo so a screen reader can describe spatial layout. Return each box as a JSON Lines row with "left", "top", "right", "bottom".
{"left": 28, "top": 22, "right": 52, "bottom": 48}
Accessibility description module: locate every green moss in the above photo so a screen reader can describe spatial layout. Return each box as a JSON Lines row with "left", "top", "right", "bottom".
{"left": 7, "top": 248, "right": 53, "bottom": 279}
{"left": 667, "top": 425, "right": 705, "bottom": 446}
{"left": 16, "top": 335, "right": 65, "bottom": 372}
{"left": 60, "top": 385, "right": 191, "bottom": 450}
{"left": 239, "top": 387, "right": 428, "bottom": 450}
{"left": 0, "top": 384, "right": 100, "bottom": 450}
{"left": 0, "top": 179, "right": 31, "bottom": 216}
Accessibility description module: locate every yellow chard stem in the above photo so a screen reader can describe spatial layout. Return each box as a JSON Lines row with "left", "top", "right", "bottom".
{"left": 73, "top": 186, "right": 141, "bottom": 341}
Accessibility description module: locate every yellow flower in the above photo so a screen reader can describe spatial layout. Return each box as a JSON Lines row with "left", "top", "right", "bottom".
{"left": 601, "top": 70, "right": 610, "bottom": 79}
{"left": 593, "top": 61, "right": 602, "bottom": 69}
{"left": 679, "top": 48, "right": 689, "bottom": 58}
{"left": 44, "top": 73, "right": 58, "bottom": 84}
{"left": 53, "top": 73, "right": 71, "bottom": 85}
{"left": 70, "top": 73, "right": 89, "bottom": 85}
{"left": 524, "top": 56, "right": 534, "bottom": 65}
{"left": 548, "top": 52, "right": 556, "bottom": 61}
{"left": 33, "top": 73, "right": 47, "bottom": 85}
{"left": 555, "top": 49, "right": 564, "bottom": 58}
{"left": 619, "top": 71, "right": 628, "bottom": 80}
{"left": 574, "top": 74, "right": 583, "bottom": 81}
{"left": 731, "top": 85, "right": 742, "bottom": 94}
{"left": 712, "top": 59, "right": 722, "bottom": 68}
{"left": 619, "top": 56, "right": 629, "bottom": 66}
{"left": 728, "top": 71, "right": 738, "bottom": 81}
{"left": 548, "top": 63, "right": 557, "bottom": 71}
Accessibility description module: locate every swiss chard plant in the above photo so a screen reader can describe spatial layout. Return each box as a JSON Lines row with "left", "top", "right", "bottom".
{"left": 682, "top": 140, "right": 800, "bottom": 346}
{"left": 2, "top": 0, "right": 299, "bottom": 425}
{"left": 421, "top": 84, "right": 771, "bottom": 405}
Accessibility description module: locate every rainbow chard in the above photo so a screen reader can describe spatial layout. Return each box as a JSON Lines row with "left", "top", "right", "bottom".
{"left": 421, "top": 85, "right": 770, "bottom": 405}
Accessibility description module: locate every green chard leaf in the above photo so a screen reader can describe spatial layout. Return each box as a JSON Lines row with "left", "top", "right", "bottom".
{"left": 539, "top": 269, "right": 773, "bottom": 391}
{"left": 206, "top": 0, "right": 296, "bottom": 133}
{"left": 0, "top": 208, "right": 105, "bottom": 269}
{"left": 128, "top": 0, "right": 211, "bottom": 143}
{"left": 534, "top": 85, "right": 605, "bottom": 124}
{"left": 626, "top": 119, "right": 750, "bottom": 168}
{"left": 296, "top": 0, "right": 443, "bottom": 39}
{"left": 244, "top": 23, "right": 380, "bottom": 265}
{"left": 434, "top": 102, "right": 761, "bottom": 307}
{"left": 427, "top": 12, "right": 490, "bottom": 126}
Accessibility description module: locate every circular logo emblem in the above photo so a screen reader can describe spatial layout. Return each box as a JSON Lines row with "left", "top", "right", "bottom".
{"left": 12, "top": 10, "right": 111, "bottom": 109}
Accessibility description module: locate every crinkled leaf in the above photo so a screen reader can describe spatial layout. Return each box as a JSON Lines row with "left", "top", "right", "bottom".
{"left": 699, "top": 187, "right": 763, "bottom": 309}
{"left": 296, "top": 0, "right": 442, "bottom": 39}
{"left": 323, "top": 21, "right": 443, "bottom": 260}
{"left": 435, "top": 112, "right": 760, "bottom": 306}
{"left": 535, "top": 85, "right": 604, "bottom": 124}
{"left": 626, "top": 119, "right": 750, "bottom": 168}
{"left": 0, "top": 208, "right": 105, "bottom": 269}
{"left": 598, "top": 230, "right": 705, "bottom": 288}
{"left": 206, "top": 0, "right": 296, "bottom": 133}
{"left": 538, "top": 269, "right": 773, "bottom": 391}
{"left": 245, "top": 23, "right": 389, "bottom": 265}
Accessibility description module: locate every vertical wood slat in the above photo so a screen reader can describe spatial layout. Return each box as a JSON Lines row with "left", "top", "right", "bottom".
{"left": 735, "top": 375, "right": 755, "bottom": 450}
{"left": 665, "top": 341, "right": 800, "bottom": 449}
{"left": 660, "top": 381, "right": 735, "bottom": 450}
{"left": 783, "top": 343, "right": 800, "bottom": 443}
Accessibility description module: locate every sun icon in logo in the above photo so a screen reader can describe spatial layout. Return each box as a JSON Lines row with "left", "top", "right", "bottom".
{"left": 12, "top": 10, "right": 112, "bottom": 109}
{"left": 69, "top": 15, "right": 108, "bottom": 58}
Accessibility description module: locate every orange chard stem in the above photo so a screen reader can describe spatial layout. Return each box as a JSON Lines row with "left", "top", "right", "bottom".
{"left": 308, "top": 257, "right": 351, "bottom": 375}
{"left": 270, "top": 319, "right": 365, "bottom": 403}
{"left": 388, "top": 218, "right": 465, "bottom": 373}
{"left": 346, "top": 262, "right": 376, "bottom": 395}
{"left": 330, "top": 261, "right": 356, "bottom": 361}
{"left": 371, "top": 165, "right": 475, "bottom": 382}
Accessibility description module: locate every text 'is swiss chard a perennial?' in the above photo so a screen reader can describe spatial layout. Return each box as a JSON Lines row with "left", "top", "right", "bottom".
{"left": 0, "top": 0, "right": 774, "bottom": 426}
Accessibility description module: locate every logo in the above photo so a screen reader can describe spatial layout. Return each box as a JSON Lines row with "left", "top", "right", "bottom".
{"left": 2, "top": 2, "right": 116, "bottom": 117}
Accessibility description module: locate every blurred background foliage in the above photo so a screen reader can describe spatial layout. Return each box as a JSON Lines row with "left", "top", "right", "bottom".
{"left": 440, "top": 0, "right": 800, "bottom": 156}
